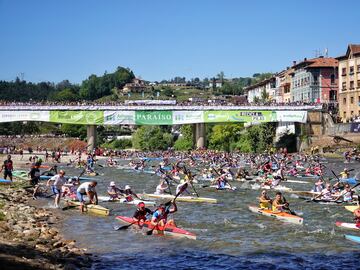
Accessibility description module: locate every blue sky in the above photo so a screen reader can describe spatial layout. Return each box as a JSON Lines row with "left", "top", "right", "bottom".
{"left": 0, "top": 0, "right": 359, "bottom": 84}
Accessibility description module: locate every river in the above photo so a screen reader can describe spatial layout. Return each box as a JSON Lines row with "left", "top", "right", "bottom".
{"left": 54, "top": 159, "right": 360, "bottom": 269}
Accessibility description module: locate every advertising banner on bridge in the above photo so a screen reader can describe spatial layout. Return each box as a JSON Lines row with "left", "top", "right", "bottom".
{"left": 49, "top": 111, "right": 104, "bottom": 125}
{"left": 276, "top": 111, "right": 307, "bottom": 123}
{"left": 173, "top": 111, "right": 204, "bottom": 124}
{"left": 203, "top": 110, "right": 276, "bottom": 123}
{"left": 135, "top": 111, "right": 173, "bottom": 125}
{"left": 104, "top": 111, "right": 135, "bottom": 125}
{"left": 0, "top": 111, "right": 50, "bottom": 123}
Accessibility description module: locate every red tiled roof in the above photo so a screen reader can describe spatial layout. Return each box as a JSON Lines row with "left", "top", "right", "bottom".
{"left": 349, "top": 44, "right": 360, "bottom": 55}
{"left": 306, "top": 57, "right": 338, "bottom": 68}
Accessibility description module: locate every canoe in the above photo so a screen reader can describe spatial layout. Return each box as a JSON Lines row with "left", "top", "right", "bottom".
{"left": 248, "top": 205, "right": 303, "bottom": 225}
{"left": 64, "top": 199, "right": 110, "bottom": 216}
{"left": 115, "top": 216, "right": 196, "bottom": 240}
{"left": 335, "top": 221, "right": 360, "bottom": 230}
{"left": 345, "top": 205, "right": 359, "bottom": 212}
{"left": 98, "top": 196, "right": 156, "bottom": 206}
{"left": 140, "top": 193, "right": 217, "bottom": 204}
{"left": 0, "top": 178, "right": 12, "bottom": 184}
{"left": 344, "top": 234, "right": 360, "bottom": 244}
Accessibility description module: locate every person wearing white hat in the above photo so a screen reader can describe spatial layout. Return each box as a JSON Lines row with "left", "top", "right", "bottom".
{"left": 123, "top": 184, "right": 141, "bottom": 201}
{"left": 107, "top": 181, "right": 124, "bottom": 200}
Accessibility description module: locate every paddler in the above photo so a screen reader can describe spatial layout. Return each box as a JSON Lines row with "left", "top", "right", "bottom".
{"left": 334, "top": 184, "right": 354, "bottom": 202}
{"left": 176, "top": 179, "right": 189, "bottom": 195}
{"left": 133, "top": 202, "right": 153, "bottom": 228}
{"left": 76, "top": 181, "right": 98, "bottom": 212}
{"left": 354, "top": 208, "right": 360, "bottom": 228}
{"left": 107, "top": 181, "right": 124, "bottom": 200}
{"left": 46, "top": 170, "right": 67, "bottom": 208}
{"left": 340, "top": 168, "right": 350, "bottom": 179}
{"left": 123, "top": 185, "right": 141, "bottom": 201}
{"left": 155, "top": 180, "right": 169, "bottom": 195}
{"left": 312, "top": 178, "right": 325, "bottom": 193}
{"left": 272, "top": 192, "right": 289, "bottom": 213}
{"left": 259, "top": 190, "right": 272, "bottom": 209}
{"left": 151, "top": 201, "right": 177, "bottom": 227}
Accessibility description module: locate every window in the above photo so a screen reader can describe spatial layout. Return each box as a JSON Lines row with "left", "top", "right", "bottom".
{"left": 351, "top": 97, "right": 354, "bottom": 104}
{"left": 330, "top": 74, "right": 335, "bottom": 84}
{"left": 343, "top": 97, "right": 346, "bottom": 105}
{"left": 357, "top": 65, "right": 360, "bottom": 73}
{"left": 342, "top": 67, "right": 346, "bottom": 76}
{"left": 358, "top": 80, "right": 360, "bottom": 89}
{"left": 342, "top": 82, "right": 346, "bottom": 90}
{"left": 358, "top": 96, "right": 360, "bottom": 103}
{"left": 313, "top": 76, "right": 318, "bottom": 84}
{"left": 350, "top": 81, "right": 354, "bottom": 89}
{"left": 350, "top": 66, "right": 354, "bottom": 74}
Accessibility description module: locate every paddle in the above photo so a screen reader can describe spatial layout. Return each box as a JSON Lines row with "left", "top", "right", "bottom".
{"left": 146, "top": 184, "right": 186, "bottom": 236}
{"left": 183, "top": 166, "right": 199, "bottom": 197}
{"left": 282, "top": 195, "right": 298, "bottom": 216}
{"left": 114, "top": 221, "right": 138, "bottom": 231}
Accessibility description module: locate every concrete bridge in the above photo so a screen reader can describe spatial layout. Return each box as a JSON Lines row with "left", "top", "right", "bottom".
{"left": 0, "top": 105, "right": 325, "bottom": 151}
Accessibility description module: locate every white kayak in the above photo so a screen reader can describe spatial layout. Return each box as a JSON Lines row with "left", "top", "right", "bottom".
{"left": 140, "top": 193, "right": 217, "bottom": 203}
{"left": 335, "top": 221, "right": 360, "bottom": 231}
{"left": 209, "top": 185, "right": 237, "bottom": 191}
{"left": 251, "top": 183, "right": 292, "bottom": 192}
{"left": 98, "top": 196, "right": 156, "bottom": 206}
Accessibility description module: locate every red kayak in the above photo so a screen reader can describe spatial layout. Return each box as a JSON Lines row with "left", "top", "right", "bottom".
{"left": 115, "top": 216, "right": 196, "bottom": 240}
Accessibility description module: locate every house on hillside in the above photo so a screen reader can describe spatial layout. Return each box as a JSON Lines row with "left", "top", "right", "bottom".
{"left": 122, "top": 78, "right": 149, "bottom": 93}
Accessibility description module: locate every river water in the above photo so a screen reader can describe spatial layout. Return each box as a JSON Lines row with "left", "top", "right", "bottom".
{"left": 56, "top": 159, "right": 359, "bottom": 269}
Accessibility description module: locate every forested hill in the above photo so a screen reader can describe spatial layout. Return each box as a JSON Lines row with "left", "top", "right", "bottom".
{"left": 0, "top": 66, "right": 134, "bottom": 102}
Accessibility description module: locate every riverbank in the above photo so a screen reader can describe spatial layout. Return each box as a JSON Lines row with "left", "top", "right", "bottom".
{"left": 0, "top": 184, "right": 93, "bottom": 269}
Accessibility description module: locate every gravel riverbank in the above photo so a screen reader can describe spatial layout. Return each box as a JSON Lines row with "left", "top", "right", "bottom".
{"left": 0, "top": 185, "right": 93, "bottom": 269}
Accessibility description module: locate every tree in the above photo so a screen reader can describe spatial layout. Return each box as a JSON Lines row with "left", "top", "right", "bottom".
{"left": 132, "top": 126, "right": 173, "bottom": 151}
{"left": 208, "top": 123, "right": 244, "bottom": 152}
{"left": 50, "top": 88, "right": 79, "bottom": 101}
{"left": 174, "top": 125, "right": 193, "bottom": 150}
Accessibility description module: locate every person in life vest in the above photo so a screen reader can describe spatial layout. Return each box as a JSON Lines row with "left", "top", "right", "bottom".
{"left": 133, "top": 202, "right": 153, "bottom": 228}
{"left": 258, "top": 190, "right": 272, "bottom": 209}
{"left": 151, "top": 201, "right": 177, "bottom": 228}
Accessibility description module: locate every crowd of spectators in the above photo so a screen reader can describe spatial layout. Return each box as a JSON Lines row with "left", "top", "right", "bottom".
{"left": 0, "top": 99, "right": 324, "bottom": 108}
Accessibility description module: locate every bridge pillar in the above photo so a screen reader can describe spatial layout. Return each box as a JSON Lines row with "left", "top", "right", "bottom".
{"left": 87, "top": 125, "right": 97, "bottom": 152}
{"left": 195, "top": 123, "right": 206, "bottom": 149}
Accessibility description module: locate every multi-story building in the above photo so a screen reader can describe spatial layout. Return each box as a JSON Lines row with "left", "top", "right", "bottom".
{"left": 337, "top": 44, "right": 360, "bottom": 122}
{"left": 290, "top": 57, "right": 338, "bottom": 103}
{"left": 276, "top": 68, "right": 293, "bottom": 103}
{"left": 244, "top": 77, "right": 276, "bottom": 103}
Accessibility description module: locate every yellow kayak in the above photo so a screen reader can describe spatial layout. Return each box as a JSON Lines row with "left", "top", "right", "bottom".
{"left": 64, "top": 199, "right": 110, "bottom": 216}
{"left": 345, "top": 205, "right": 359, "bottom": 212}
{"left": 139, "top": 193, "right": 217, "bottom": 204}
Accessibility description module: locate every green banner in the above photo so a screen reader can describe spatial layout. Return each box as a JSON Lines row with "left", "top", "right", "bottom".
{"left": 135, "top": 111, "right": 173, "bottom": 125}
{"left": 203, "top": 110, "right": 276, "bottom": 123}
{"left": 49, "top": 111, "right": 104, "bottom": 125}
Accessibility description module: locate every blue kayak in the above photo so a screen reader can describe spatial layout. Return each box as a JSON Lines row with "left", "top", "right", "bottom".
{"left": 0, "top": 178, "right": 12, "bottom": 184}
{"left": 340, "top": 178, "right": 358, "bottom": 185}
{"left": 345, "top": 234, "right": 360, "bottom": 244}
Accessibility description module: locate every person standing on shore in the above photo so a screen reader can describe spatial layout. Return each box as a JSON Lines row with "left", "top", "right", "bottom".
{"left": 46, "top": 170, "right": 67, "bottom": 208}
{"left": 1, "top": 155, "right": 13, "bottom": 181}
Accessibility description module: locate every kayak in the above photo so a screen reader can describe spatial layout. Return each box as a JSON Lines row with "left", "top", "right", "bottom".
{"left": 335, "top": 221, "right": 360, "bottom": 230}
{"left": 345, "top": 205, "right": 359, "bottom": 212}
{"left": 283, "top": 179, "right": 310, "bottom": 184}
{"left": 64, "top": 199, "right": 110, "bottom": 216}
{"left": 340, "top": 178, "right": 358, "bottom": 185}
{"left": 248, "top": 205, "right": 303, "bottom": 225}
{"left": 290, "top": 191, "right": 320, "bottom": 196}
{"left": 251, "top": 183, "right": 292, "bottom": 192}
{"left": 140, "top": 193, "right": 217, "bottom": 204}
{"left": 208, "top": 185, "right": 237, "bottom": 191}
{"left": 39, "top": 175, "right": 98, "bottom": 181}
{"left": 98, "top": 196, "right": 156, "bottom": 206}
{"left": 115, "top": 216, "right": 196, "bottom": 240}
{"left": 0, "top": 178, "right": 12, "bottom": 184}
{"left": 344, "top": 234, "right": 360, "bottom": 244}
